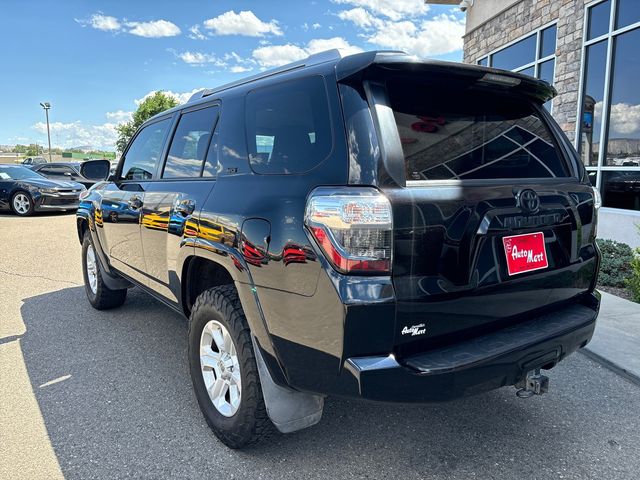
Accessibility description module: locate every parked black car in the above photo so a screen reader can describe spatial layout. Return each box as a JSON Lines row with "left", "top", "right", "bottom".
{"left": 29, "top": 162, "right": 100, "bottom": 188}
{"left": 76, "top": 50, "right": 601, "bottom": 449}
{"left": 0, "top": 165, "right": 85, "bottom": 215}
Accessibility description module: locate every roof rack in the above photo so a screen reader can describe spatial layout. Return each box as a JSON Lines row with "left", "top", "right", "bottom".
{"left": 187, "top": 49, "right": 344, "bottom": 103}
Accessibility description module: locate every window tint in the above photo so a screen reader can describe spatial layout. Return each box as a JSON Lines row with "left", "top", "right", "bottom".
{"left": 246, "top": 76, "right": 332, "bottom": 174}
{"left": 121, "top": 118, "right": 172, "bottom": 180}
{"left": 163, "top": 106, "right": 219, "bottom": 178}
{"left": 387, "top": 79, "right": 569, "bottom": 181}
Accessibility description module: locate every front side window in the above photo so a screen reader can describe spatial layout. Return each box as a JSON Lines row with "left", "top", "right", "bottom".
{"left": 387, "top": 79, "right": 569, "bottom": 181}
{"left": 120, "top": 118, "right": 172, "bottom": 180}
{"left": 246, "top": 76, "right": 332, "bottom": 174}
{"left": 163, "top": 106, "right": 219, "bottom": 178}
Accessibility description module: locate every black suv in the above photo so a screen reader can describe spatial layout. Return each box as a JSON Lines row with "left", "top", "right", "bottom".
{"left": 77, "top": 50, "right": 601, "bottom": 448}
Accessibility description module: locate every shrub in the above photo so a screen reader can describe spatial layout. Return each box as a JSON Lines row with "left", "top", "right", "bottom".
{"left": 596, "top": 239, "right": 634, "bottom": 288}
{"left": 628, "top": 248, "right": 640, "bottom": 302}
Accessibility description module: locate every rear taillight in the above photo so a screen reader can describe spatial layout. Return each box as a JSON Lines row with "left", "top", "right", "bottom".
{"left": 305, "top": 187, "right": 392, "bottom": 275}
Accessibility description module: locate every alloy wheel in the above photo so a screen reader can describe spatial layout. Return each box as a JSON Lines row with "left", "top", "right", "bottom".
{"left": 12, "top": 193, "right": 31, "bottom": 215}
{"left": 85, "top": 244, "right": 98, "bottom": 294}
{"left": 199, "top": 320, "right": 242, "bottom": 417}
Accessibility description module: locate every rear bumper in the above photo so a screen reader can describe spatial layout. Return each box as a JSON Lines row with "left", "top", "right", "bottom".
{"left": 339, "top": 294, "right": 599, "bottom": 403}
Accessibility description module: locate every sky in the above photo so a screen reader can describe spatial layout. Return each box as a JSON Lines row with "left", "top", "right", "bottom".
{"left": 0, "top": 0, "right": 465, "bottom": 151}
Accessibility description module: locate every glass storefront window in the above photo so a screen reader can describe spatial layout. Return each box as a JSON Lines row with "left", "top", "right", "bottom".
{"left": 616, "top": 0, "right": 640, "bottom": 30}
{"left": 601, "top": 171, "right": 640, "bottom": 211}
{"left": 491, "top": 34, "right": 537, "bottom": 70}
{"left": 587, "top": 0, "right": 611, "bottom": 40}
{"left": 519, "top": 66, "right": 535, "bottom": 77}
{"left": 604, "top": 28, "right": 640, "bottom": 166}
{"left": 540, "top": 25, "right": 557, "bottom": 58}
{"left": 579, "top": 41, "right": 608, "bottom": 166}
{"left": 580, "top": 0, "right": 640, "bottom": 212}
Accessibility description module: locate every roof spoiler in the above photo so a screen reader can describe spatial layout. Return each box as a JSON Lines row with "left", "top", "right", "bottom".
{"left": 335, "top": 51, "right": 557, "bottom": 104}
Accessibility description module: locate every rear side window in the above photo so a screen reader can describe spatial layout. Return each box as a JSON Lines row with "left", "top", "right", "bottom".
{"left": 387, "top": 79, "right": 570, "bottom": 181}
{"left": 246, "top": 76, "right": 332, "bottom": 174}
{"left": 121, "top": 118, "right": 172, "bottom": 180}
{"left": 163, "top": 106, "right": 219, "bottom": 178}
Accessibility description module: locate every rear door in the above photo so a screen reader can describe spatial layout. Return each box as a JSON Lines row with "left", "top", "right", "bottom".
{"left": 98, "top": 116, "right": 173, "bottom": 285}
{"left": 139, "top": 103, "right": 219, "bottom": 305}
{"left": 346, "top": 74, "right": 599, "bottom": 355}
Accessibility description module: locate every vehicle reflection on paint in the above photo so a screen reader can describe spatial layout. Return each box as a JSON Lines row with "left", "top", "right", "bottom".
{"left": 141, "top": 211, "right": 169, "bottom": 231}
{"left": 282, "top": 243, "right": 315, "bottom": 266}
{"left": 241, "top": 238, "right": 267, "bottom": 267}
{"left": 94, "top": 208, "right": 103, "bottom": 227}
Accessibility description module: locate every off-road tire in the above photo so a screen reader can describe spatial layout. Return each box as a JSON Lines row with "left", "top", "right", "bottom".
{"left": 82, "top": 233, "right": 127, "bottom": 310}
{"left": 188, "top": 285, "right": 275, "bottom": 448}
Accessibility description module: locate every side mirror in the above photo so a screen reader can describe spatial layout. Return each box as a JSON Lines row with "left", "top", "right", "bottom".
{"left": 80, "top": 159, "right": 111, "bottom": 181}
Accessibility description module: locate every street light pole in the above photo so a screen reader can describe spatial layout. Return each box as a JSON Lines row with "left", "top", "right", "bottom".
{"left": 40, "top": 102, "right": 52, "bottom": 162}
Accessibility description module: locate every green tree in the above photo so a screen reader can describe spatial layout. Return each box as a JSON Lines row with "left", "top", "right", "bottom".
{"left": 115, "top": 91, "right": 178, "bottom": 152}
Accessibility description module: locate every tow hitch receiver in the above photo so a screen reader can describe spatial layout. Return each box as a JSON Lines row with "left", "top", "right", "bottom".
{"left": 515, "top": 369, "right": 549, "bottom": 398}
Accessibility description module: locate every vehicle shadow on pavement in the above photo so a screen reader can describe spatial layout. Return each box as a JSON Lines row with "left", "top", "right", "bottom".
{"left": 0, "top": 210, "right": 75, "bottom": 218}
{"left": 21, "top": 287, "right": 639, "bottom": 479}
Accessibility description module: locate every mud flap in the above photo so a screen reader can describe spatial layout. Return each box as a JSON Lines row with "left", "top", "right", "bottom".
{"left": 251, "top": 337, "right": 324, "bottom": 433}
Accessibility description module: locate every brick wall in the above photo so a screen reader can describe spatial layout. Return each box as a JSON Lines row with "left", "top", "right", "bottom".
{"left": 463, "top": 0, "right": 589, "bottom": 141}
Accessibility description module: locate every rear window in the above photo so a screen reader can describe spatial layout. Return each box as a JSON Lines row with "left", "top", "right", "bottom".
{"left": 246, "top": 75, "right": 332, "bottom": 174}
{"left": 387, "top": 79, "right": 570, "bottom": 181}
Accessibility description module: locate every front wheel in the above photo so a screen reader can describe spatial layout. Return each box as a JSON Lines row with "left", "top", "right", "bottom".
{"left": 11, "top": 191, "right": 34, "bottom": 216}
{"left": 82, "top": 233, "right": 127, "bottom": 310}
{"left": 188, "top": 285, "right": 274, "bottom": 448}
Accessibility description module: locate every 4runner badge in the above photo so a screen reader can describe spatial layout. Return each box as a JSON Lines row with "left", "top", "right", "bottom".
{"left": 401, "top": 324, "right": 427, "bottom": 336}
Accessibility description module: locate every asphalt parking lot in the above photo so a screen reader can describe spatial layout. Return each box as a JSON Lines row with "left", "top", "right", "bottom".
{"left": 1, "top": 212, "right": 639, "bottom": 480}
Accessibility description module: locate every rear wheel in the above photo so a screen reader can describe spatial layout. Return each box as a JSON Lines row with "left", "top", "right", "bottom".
{"left": 188, "top": 285, "right": 274, "bottom": 448}
{"left": 11, "top": 192, "right": 34, "bottom": 216}
{"left": 82, "top": 233, "right": 127, "bottom": 310}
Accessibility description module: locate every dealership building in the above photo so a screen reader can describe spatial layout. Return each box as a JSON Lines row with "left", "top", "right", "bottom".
{"left": 428, "top": 0, "right": 640, "bottom": 246}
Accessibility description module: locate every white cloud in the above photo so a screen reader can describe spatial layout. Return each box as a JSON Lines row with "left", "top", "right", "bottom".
{"left": 32, "top": 121, "right": 118, "bottom": 150}
{"left": 252, "top": 37, "right": 362, "bottom": 68}
{"left": 175, "top": 51, "right": 227, "bottom": 66}
{"left": 337, "top": 7, "right": 378, "bottom": 28}
{"left": 252, "top": 44, "right": 307, "bottom": 67}
{"left": 126, "top": 20, "right": 181, "bottom": 38}
{"left": 188, "top": 25, "right": 206, "bottom": 40}
{"left": 597, "top": 102, "right": 640, "bottom": 136}
{"left": 105, "top": 110, "right": 133, "bottom": 123}
{"left": 173, "top": 50, "right": 254, "bottom": 72}
{"left": 332, "top": 0, "right": 428, "bottom": 21}
{"left": 338, "top": 10, "right": 464, "bottom": 57}
{"left": 203, "top": 10, "right": 282, "bottom": 37}
{"left": 306, "top": 37, "right": 363, "bottom": 56}
{"left": 230, "top": 65, "right": 252, "bottom": 73}
{"left": 88, "top": 14, "right": 121, "bottom": 31}
{"left": 312, "top": 23, "right": 322, "bottom": 29}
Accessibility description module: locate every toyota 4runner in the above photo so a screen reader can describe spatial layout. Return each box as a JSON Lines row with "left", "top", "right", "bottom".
{"left": 77, "top": 50, "right": 601, "bottom": 448}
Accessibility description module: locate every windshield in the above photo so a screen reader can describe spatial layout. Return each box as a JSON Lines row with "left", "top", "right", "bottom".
{"left": 386, "top": 78, "right": 570, "bottom": 181}
{"left": 0, "top": 165, "right": 45, "bottom": 180}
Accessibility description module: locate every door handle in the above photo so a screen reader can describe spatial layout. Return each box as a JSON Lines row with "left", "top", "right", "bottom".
{"left": 175, "top": 199, "right": 196, "bottom": 216}
{"left": 128, "top": 196, "right": 143, "bottom": 210}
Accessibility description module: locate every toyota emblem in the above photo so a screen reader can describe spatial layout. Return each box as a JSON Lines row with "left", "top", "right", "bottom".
{"left": 517, "top": 189, "right": 540, "bottom": 213}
